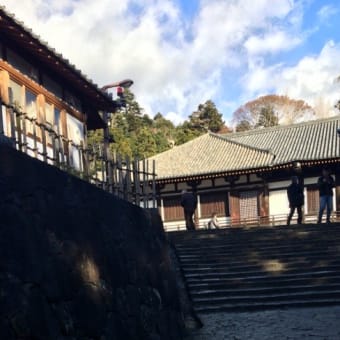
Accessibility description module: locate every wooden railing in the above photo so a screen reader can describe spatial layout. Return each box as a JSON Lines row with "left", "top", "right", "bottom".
{"left": 164, "top": 211, "right": 340, "bottom": 232}
{"left": 0, "top": 99, "right": 157, "bottom": 207}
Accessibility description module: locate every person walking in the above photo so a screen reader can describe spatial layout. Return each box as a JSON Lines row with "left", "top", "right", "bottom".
{"left": 287, "top": 176, "right": 304, "bottom": 226}
{"left": 317, "top": 168, "right": 335, "bottom": 224}
{"left": 181, "top": 190, "right": 197, "bottom": 231}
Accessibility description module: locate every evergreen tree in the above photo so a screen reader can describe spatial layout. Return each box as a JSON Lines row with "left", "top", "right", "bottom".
{"left": 335, "top": 100, "right": 340, "bottom": 112}
{"left": 255, "top": 106, "right": 278, "bottom": 128}
{"left": 87, "top": 94, "right": 228, "bottom": 158}
{"left": 132, "top": 127, "right": 157, "bottom": 158}
{"left": 188, "top": 100, "right": 224, "bottom": 133}
{"left": 235, "top": 120, "right": 252, "bottom": 132}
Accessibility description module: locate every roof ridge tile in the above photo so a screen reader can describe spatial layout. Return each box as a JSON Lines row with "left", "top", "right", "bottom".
{"left": 229, "top": 115, "right": 340, "bottom": 137}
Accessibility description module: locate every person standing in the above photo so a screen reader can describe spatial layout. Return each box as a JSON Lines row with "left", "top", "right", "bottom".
{"left": 317, "top": 168, "right": 335, "bottom": 224}
{"left": 287, "top": 176, "right": 304, "bottom": 226}
{"left": 181, "top": 190, "right": 197, "bottom": 231}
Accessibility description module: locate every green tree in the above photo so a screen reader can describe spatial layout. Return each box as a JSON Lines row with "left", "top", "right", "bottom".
{"left": 235, "top": 120, "right": 252, "bottom": 132}
{"left": 153, "top": 112, "right": 176, "bottom": 150}
{"left": 188, "top": 100, "right": 224, "bottom": 133}
{"left": 174, "top": 100, "right": 226, "bottom": 146}
{"left": 174, "top": 121, "right": 202, "bottom": 145}
{"left": 132, "top": 127, "right": 157, "bottom": 158}
{"left": 153, "top": 112, "right": 175, "bottom": 131}
{"left": 88, "top": 94, "right": 228, "bottom": 158}
{"left": 335, "top": 100, "right": 340, "bottom": 112}
{"left": 255, "top": 106, "right": 278, "bottom": 128}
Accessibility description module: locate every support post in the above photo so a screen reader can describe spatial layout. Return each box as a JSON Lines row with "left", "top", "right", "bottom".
{"left": 0, "top": 96, "right": 4, "bottom": 136}
{"left": 336, "top": 164, "right": 340, "bottom": 221}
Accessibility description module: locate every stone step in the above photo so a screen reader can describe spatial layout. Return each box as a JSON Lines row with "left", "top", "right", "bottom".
{"left": 190, "top": 282, "right": 340, "bottom": 299}
{"left": 174, "top": 238, "right": 340, "bottom": 254}
{"left": 172, "top": 228, "right": 340, "bottom": 251}
{"left": 182, "top": 259, "right": 340, "bottom": 275}
{"left": 180, "top": 253, "right": 340, "bottom": 270}
{"left": 193, "top": 289, "right": 340, "bottom": 307}
{"left": 169, "top": 225, "right": 340, "bottom": 243}
{"left": 175, "top": 246, "right": 340, "bottom": 258}
{"left": 194, "top": 298, "right": 340, "bottom": 314}
{"left": 185, "top": 266, "right": 340, "bottom": 281}
{"left": 171, "top": 224, "right": 340, "bottom": 314}
{"left": 187, "top": 273, "right": 340, "bottom": 291}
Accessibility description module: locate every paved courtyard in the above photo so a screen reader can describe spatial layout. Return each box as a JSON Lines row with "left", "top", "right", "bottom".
{"left": 187, "top": 306, "right": 340, "bottom": 340}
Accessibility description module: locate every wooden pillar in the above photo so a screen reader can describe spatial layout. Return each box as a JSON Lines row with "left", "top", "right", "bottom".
{"left": 0, "top": 70, "right": 9, "bottom": 137}
{"left": 36, "top": 94, "right": 47, "bottom": 161}
{"left": 336, "top": 164, "right": 340, "bottom": 221}
{"left": 156, "top": 183, "right": 165, "bottom": 218}
{"left": 261, "top": 182, "right": 270, "bottom": 225}
{"left": 0, "top": 95, "right": 3, "bottom": 136}
{"left": 257, "top": 173, "right": 270, "bottom": 225}
{"left": 186, "top": 180, "right": 201, "bottom": 229}
{"left": 225, "top": 175, "right": 240, "bottom": 226}
{"left": 229, "top": 191, "right": 240, "bottom": 227}
{"left": 0, "top": 70, "right": 9, "bottom": 105}
{"left": 60, "top": 109, "right": 68, "bottom": 165}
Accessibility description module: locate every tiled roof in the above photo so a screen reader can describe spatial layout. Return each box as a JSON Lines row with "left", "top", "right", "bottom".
{"left": 149, "top": 133, "right": 275, "bottom": 180}
{"left": 227, "top": 116, "right": 340, "bottom": 165}
{"left": 150, "top": 116, "right": 340, "bottom": 181}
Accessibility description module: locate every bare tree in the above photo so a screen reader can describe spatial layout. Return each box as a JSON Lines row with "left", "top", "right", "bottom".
{"left": 233, "top": 95, "right": 314, "bottom": 129}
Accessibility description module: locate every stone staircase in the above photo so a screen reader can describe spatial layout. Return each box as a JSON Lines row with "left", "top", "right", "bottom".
{"left": 169, "top": 223, "right": 340, "bottom": 314}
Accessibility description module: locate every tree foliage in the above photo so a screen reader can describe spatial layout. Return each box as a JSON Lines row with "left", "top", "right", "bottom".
{"left": 173, "top": 100, "right": 226, "bottom": 144}
{"left": 333, "top": 75, "right": 340, "bottom": 114}
{"left": 255, "top": 106, "right": 278, "bottom": 128}
{"left": 335, "top": 100, "right": 340, "bottom": 112}
{"left": 233, "top": 95, "right": 313, "bottom": 131}
{"left": 87, "top": 93, "right": 228, "bottom": 159}
{"left": 188, "top": 100, "right": 225, "bottom": 133}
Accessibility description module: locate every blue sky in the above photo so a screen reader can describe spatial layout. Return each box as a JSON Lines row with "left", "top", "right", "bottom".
{"left": 2, "top": 0, "right": 340, "bottom": 126}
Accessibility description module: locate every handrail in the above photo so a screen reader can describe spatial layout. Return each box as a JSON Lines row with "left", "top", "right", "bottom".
{"left": 164, "top": 211, "right": 340, "bottom": 232}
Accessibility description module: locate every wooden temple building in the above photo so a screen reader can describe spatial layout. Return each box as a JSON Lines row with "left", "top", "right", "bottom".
{"left": 149, "top": 117, "right": 340, "bottom": 231}
{"left": 0, "top": 6, "right": 117, "bottom": 171}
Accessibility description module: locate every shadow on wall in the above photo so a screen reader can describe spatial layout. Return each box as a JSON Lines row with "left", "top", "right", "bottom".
{"left": 0, "top": 143, "right": 186, "bottom": 340}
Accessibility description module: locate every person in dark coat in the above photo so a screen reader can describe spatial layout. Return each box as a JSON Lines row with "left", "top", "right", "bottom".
{"left": 317, "top": 168, "right": 335, "bottom": 224}
{"left": 181, "top": 190, "right": 197, "bottom": 231}
{"left": 287, "top": 176, "right": 304, "bottom": 225}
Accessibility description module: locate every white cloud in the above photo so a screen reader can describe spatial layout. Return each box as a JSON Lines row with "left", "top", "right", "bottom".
{"left": 317, "top": 4, "right": 339, "bottom": 23}
{"left": 164, "top": 111, "right": 184, "bottom": 125}
{"left": 245, "top": 31, "right": 301, "bottom": 56}
{"left": 2, "top": 0, "right": 339, "bottom": 123}
{"left": 241, "top": 40, "right": 340, "bottom": 116}
{"left": 279, "top": 40, "right": 340, "bottom": 111}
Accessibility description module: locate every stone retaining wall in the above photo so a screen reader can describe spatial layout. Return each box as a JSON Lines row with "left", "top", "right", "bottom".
{"left": 0, "top": 144, "right": 185, "bottom": 339}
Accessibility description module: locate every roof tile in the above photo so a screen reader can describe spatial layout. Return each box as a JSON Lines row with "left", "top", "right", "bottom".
{"left": 150, "top": 116, "right": 340, "bottom": 180}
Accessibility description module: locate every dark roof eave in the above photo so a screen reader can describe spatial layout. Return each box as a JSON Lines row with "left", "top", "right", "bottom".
{"left": 87, "top": 111, "right": 106, "bottom": 130}
{"left": 155, "top": 158, "right": 340, "bottom": 184}
{"left": 155, "top": 165, "right": 280, "bottom": 184}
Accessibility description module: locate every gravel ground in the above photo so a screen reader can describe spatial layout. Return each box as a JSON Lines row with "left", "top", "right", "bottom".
{"left": 186, "top": 306, "right": 340, "bottom": 340}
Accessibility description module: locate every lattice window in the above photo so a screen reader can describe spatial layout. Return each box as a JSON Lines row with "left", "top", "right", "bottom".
{"left": 307, "top": 186, "right": 319, "bottom": 214}
{"left": 239, "top": 190, "right": 258, "bottom": 219}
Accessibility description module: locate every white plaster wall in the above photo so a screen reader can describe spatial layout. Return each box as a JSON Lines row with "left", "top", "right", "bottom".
{"left": 268, "top": 180, "right": 291, "bottom": 190}
{"left": 269, "top": 189, "right": 289, "bottom": 216}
